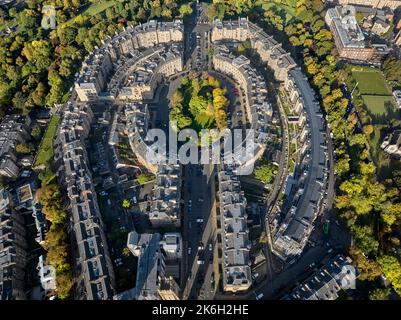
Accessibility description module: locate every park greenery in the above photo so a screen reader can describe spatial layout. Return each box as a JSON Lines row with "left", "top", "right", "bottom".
{"left": 36, "top": 183, "right": 73, "bottom": 299}
{"left": 204, "top": 0, "right": 401, "bottom": 294}
{"left": 170, "top": 72, "right": 229, "bottom": 132}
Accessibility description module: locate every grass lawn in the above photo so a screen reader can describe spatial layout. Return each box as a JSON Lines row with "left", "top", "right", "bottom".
{"left": 84, "top": 1, "right": 117, "bottom": 16}
{"left": 351, "top": 67, "right": 391, "bottom": 95}
{"left": 259, "top": 1, "right": 296, "bottom": 23}
{"left": 361, "top": 95, "right": 395, "bottom": 120}
{"left": 34, "top": 114, "right": 60, "bottom": 167}
{"left": 62, "top": 1, "right": 117, "bottom": 27}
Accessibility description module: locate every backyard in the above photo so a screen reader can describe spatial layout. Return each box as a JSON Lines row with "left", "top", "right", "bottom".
{"left": 34, "top": 114, "right": 60, "bottom": 168}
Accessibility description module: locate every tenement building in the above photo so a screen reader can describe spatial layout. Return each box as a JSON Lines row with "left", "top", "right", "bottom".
{"left": 75, "top": 20, "right": 183, "bottom": 102}
{"left": 0, "top": 189, "right": 27, "bottom": 300}
{"left": 54, "top": 102, "right": 115, "bottom": 300}
{"left": 284, "top": 254, "right": 354, "bottom": 300}
{"left": 272, "top": 68, "right": 328, "bottom": 261}
{"left": 0, "top": 115, "right": 31, "bottom": 179}
{"left": 218, "top": 165, "right": 252, "bottom": 293}
{"left": 337, "top": 0, "right": 401, "bottom": 10}
{"left": 211, "top": 19, "right": 329, "bottom": 262}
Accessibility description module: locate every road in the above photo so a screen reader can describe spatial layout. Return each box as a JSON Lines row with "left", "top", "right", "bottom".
{"left": 180, "top": 4, "right": 220, "bottom": 300}
{"left": 181, "top": 163, "right": 218, "bottom": 300}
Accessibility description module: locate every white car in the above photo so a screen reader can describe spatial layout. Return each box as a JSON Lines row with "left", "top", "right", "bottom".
{"left": 255, "top": 293, "right": 264, "bottom": 300}
{"left": 188, "top": 247, "right": 192, "bottom": 255}
{"left": 209, "top": 244, "right": 213, "bottom": 251}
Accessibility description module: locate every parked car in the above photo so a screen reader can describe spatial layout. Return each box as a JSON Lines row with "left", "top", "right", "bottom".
{"left": 255, "top": 293, "right": 264, "bottom": 300}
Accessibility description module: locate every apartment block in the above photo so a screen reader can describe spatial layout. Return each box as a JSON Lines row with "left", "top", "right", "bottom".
{"left": 75, "top": 20, "right": 183, "bottom": 102}
{"left": 55, "top": 103, "right": 115, "bottom": 300}
{"left": 148, "top": 164, "right": 182, "bottom": 228}
{"left": 284, "top": 255, "right": 354, "bottom": 300}
{"left": 218, "top": 165, "right": 252, "bottom": 293}
{"left": 0, "top": 115, "right": 30, "bottom": 179}
{"left": 337, "top": 0, "right": 401, "bottom": 10}
{"left": 0, "top": 189, "right": 27, "bottom": 300}
{"left": 272, "top": 69, "right": 328, "bottom": 261}
{"left": 211, "top": 18, "right": 251, "bottom": 42}
{"left": 119, "top": 44, "right": 183, "bottom": 101}
{"left": 127, "top": 231, "right": 166, "bottom": 300}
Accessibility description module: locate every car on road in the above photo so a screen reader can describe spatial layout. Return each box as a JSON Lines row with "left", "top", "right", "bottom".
{"left": 198, "top": 197, "right": 204, "bottom": 203}
{"left": 198, "top": 242, "right": 204, "bottom": 250}
{"left": 309, "top": 262, "right": 316, "bottom": 269}
{"left": 188, "top": 247, "right": 192, "bottom": 255}
{"left": 196, "top": 218, "right": 204, "bottom": 223}
{"left": 114, "top": 258, "right": 123, "bottom": 267}
{"left": 197, "top": 259, "right": 205, "bottom": 265}
{"left": 188, "top": 271, "right": 192, "bottom": 280}
{"left": 255, "top": 293, "right": 264, "bottom": 300}
{"left": 252, "top": 273, "right": 259, "bottom": 281}
{"left": 209, "top": 243, "right": 213, "bottom": 251}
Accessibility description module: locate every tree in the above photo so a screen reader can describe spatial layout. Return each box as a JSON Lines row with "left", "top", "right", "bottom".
{"left": 363, "top": 124, "right": 374, "bottom": 136}
{"left": 350, "top": 247, "right": 382, "bottom": 281}
{"left": 56, "top": 272, "right": 73, "bottom": 300}
{"left": 122, "top": 247, "right": 131, "bottom": 257}
{"left": 15, "top": 143, "right": 32, "bottom": 154}
{"left": 179, "top": 4, "right": 193, "bottom": 17}
{"left": 36, "top": 184, "right": 66, "bottom": 224}
{"left": 122, "top": 199, "right": 132, "bottom": 209}
{"left": 31, "top": 125, "right": 41, "bottom": 139}
{"left": 369, "top": 288, "right": 391, "bottom": 300}
{"left": 377, "top": 255, "right": 401, "bottom": 295}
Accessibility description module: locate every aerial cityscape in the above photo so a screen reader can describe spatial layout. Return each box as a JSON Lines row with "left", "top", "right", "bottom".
{"left": 1, "top": 0, "right": 401, "bottom": 304}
